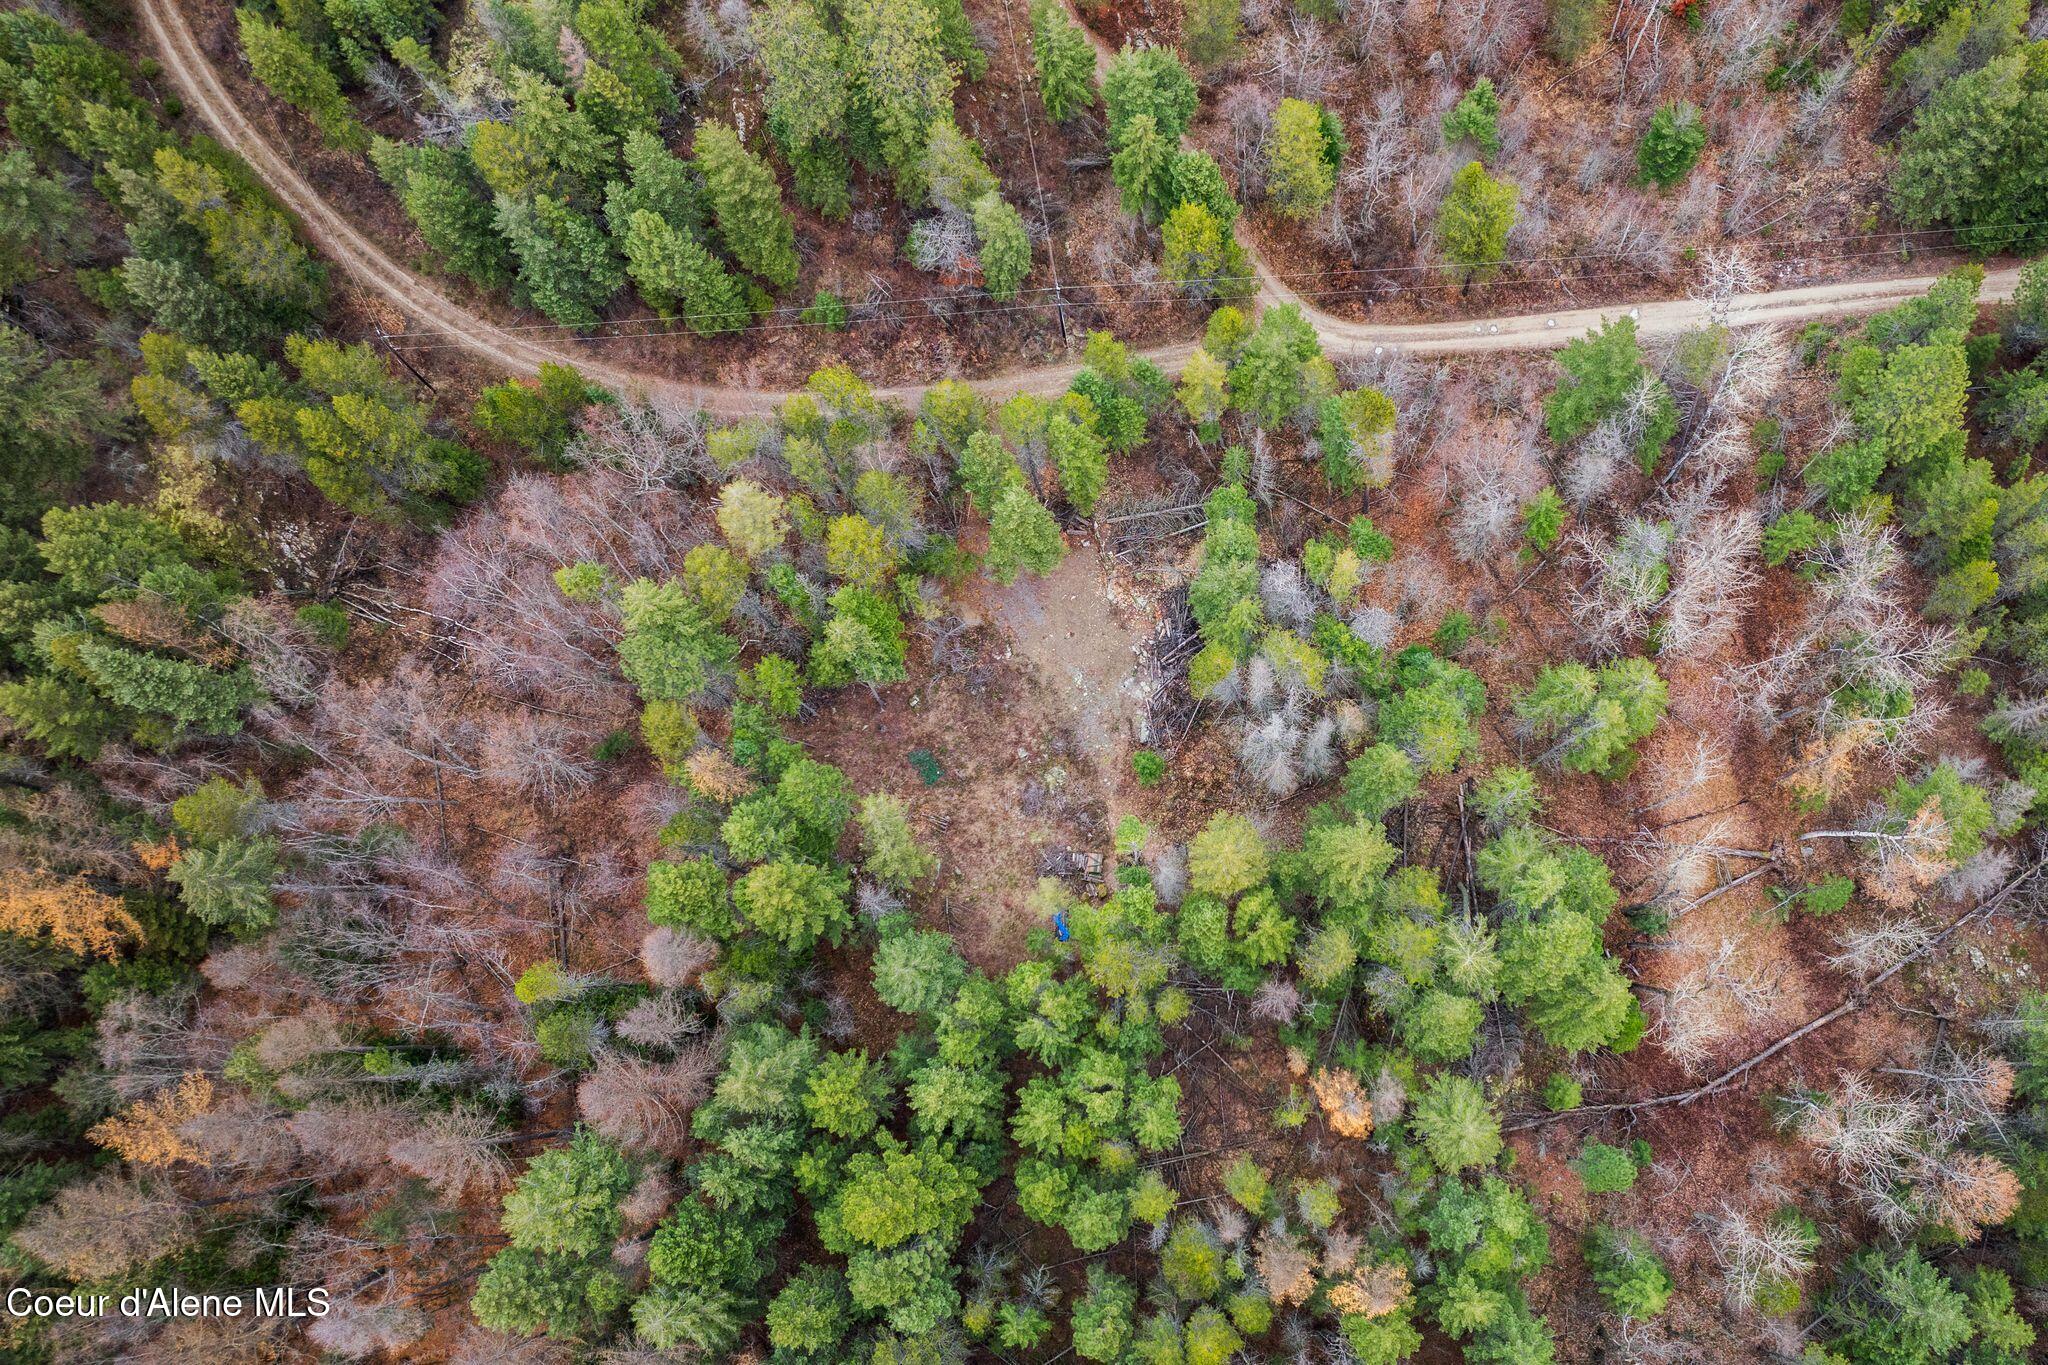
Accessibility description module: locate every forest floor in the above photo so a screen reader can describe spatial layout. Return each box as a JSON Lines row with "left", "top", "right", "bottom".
{"left": 966, "top": 540, "right": 1155, "bottom": 762}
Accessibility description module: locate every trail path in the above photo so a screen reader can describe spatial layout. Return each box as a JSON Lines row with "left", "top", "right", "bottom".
{"left": 139, "top": 0, "right": 2020, "bottom": 414}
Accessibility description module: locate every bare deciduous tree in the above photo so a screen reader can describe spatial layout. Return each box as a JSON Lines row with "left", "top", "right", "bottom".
{"left": 1654, "top": 935, "right": 1787, "bottom": 1073}
{"left": 639, "top": 927, "right": 715, "bottom": 990}
{"left": 1697, "top": 1201, "right": 1817, "bottom": 1312}
{"left": 305, "top": 1294, "right": 430, "bottom": 1360}
{"left": 291, "top": 1102, "right": 422, "bottom": 1174}
{"left": 577, "top": 1047, "right": 720, "bottom": 1153}
{"left": 1569, "top": 518, "right": 1674, "bottom": 652}
{"left": 1261, "top": 561, "right": 1318, "bottom": 631}
{"left": 1637, "top": 736, "right": 1729, "bottom": 818}
{"left": 13, "top": 1174, "right": 196, "bottom": 1280}
{"left": 1562, "top": 418, "right": 1634, "bottom": 509}
{"left": 388, "top": 1104, "right": 511, "bottom": 1200}
{"left": 1662, "top": 509, "right": 1760, "bottom": 656}
{"left": 1449, "top": 471, "right": 1520, "bottom": 564}
{"left": 180, "top": 1097, "right": 300, "bottom": 1172}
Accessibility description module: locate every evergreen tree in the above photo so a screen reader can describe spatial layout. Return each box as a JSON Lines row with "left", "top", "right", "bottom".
{"left": 985, "top": 485, "right": 1066, "bottom": 583}
{"left": 1029, "top": 0, "right": 1098, "bottom": 121}
{"left": 1572, "top": 1140, "right": 1640, "bottom": 1195}
{"left": 471, "top": 1248, "right": 628, "bottom": 1337}
{"left": 859, "top": 795, "right": 937, "bottom": 890}
{"left": 1410, "top": 1073, "right": 1502, "bottom": 1171}
{"left": 369, "top": 138, "right": 511, "bottom": 288}
{"left": 1522, "top": 486, "right": 1567, "bottom": 554}
{"left": 235, "top": 10, "right": 367, "bottom": 152}
{"left": 1513, "top": 658, "right": 1667, "bottom": 778}
{"left": 1636, "top": 102, "right": 1706, "bottom": 189}
{"left": 1498, "top": 905, "right": 1634, "bottom": 1053}
{"left": 925, "top": 0, "right": 987, "bottom": 79}
{"left": 1436, "top": 161, "right": 1517, "bottom": 286}
{"left": 472, "top": 363, "right": 588, "bottom": 459}
{"left": 844, "top": 0, "right": 958, "bottom": 179}
{"left": 753, "top": 0, "right": 852, "bottom": 154}
{"left": 922, "top": 118, "right": 997, "bottom": 215}
{"left": 733, "top": 858, "right": 851, "bottom": 950}
{"left": 1550, "top": 0, "right": 1604, "bottom": 59}
{"left": 504, "top": 70, "right": 611, "bottom": 196}
{"left": 1401, "top": 988, "right": 1483, "bottom": 1063}
{"left": 1543, "top": 316, "right": 1678, "bottom": 468}
{"left": 803, "top": 1047, "right": 888, "bottom": 1138}
{"left": 971, "top": 192, "right": 1031, "bottom": 300}
{"left": 620, "top": 210, "right": 746, "bottom": 333}
{"left": 1442, "top": 78, "right": 1501, "bottom": 160}
{"left": 695, "top": 122, "right": 800, "bottom": 290}
{"left": 495, "top": 194, "right": 626, "bottom": 328}
{"left": 0, "top": 326, "right": 115, "bottom": 523}
{"left": 1162, "top": 200, "right": 1247, "bottom": 299}
{"left": 605, "top": 130, "right": 706, "bottom": 241}
{"left": 1822, "top": 1248, "right": 1977, "bottom": 1363}
{"left": 1102, "top": 44, "right": 1199, "bottom": 145}
{"left": 632, "top": 1284, "right": 747, "bottom": 1354}
{"left": 167, "top": 836, "right": 278, "bottom": 932}
{"left": 1584, "top": 1226, "right": 1672, "bottom": 1318}
{"left": 500, "top": 1130, "right": 635, "bottom": 1256}
{"left": 617, "top": 577, "right": 741, "bottom": 703}
{"left": 1111, "top": 113, "right": 1176, "bottom": 220}
{"left": 322, "top": 0, "right": 437, "bottom": 78}
{"left": 958, "top": 429, "right": 1022, "bottom": 512}
{"left": 1176, "top": 345, "right": 1230, "bottom": 438}
{"left": 1188, "top": 812, "right": 1269, "bottom": 898}
{"left": 1228, "top": 303, "right": 1323, "bottom": 427}
{"left": 0, "top": 148, "right": 79, "bottom": 291}
{"left": 1183, "top": 0, "right": 1240, "bottom": 66}
{"left": 1318, "top": 386, "right": 1397, "bottom": 494}
{"left": 1267, "top": 97, "right": 1338, "bottom": 218}
{"left": 1893, "top": 44, "right": 2048, "bottom": 254}
{"left": 1342, "top": 743, "right": 1419, "bottom": 819}
{"left": 573, "top": 0, "right": 681, "bottom": 145}
{"left": 766, "top": 1264, "right": 853, "bottom": 1354}
{"left": 127, "top": 147, "right": 326, "bottom": 343}
{"left": 1047, "top": 410, "right": 1108, "bottom": 514}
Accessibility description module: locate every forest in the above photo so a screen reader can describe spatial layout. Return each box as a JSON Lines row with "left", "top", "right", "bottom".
{"left": 166, "top": 0, "right": 2048, "bottom": 379}
{"left": 4, "top": 0, "right": 2048, "bottom": 1363}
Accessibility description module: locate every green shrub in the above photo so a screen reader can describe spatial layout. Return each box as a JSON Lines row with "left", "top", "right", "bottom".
{"left": 1572, "top": 1139, "right": 1639, "bottom": 1193}
{"left": 294, "top": 602, "right": 350, "bottom": 648}
{"left": 1441, "top": 79, "right": 1501, "bottom": 159}
{"left": 802, "top": 288, "right": 848, "bottom": 331}
{"left": 1584, "top": 1225, "right": 1673, "bottom": 1318}
{"left": 1637, "top": 103, "right": 1706, "bottom": 188}
{"left": 1801, "top": 875, "right": 1856, "bottom": 916}
{"left": 1433, "top": 610, "right": 1474, "bottom": 654}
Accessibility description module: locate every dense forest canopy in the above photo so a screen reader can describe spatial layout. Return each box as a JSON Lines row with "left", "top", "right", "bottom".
{"left": 3, "top": 0, "right": 2048, "bottom": 1363}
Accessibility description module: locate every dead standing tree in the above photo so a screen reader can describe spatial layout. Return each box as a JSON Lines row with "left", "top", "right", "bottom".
{"left": 1510, "top": 850, "right": 2048, "bottom": 1131}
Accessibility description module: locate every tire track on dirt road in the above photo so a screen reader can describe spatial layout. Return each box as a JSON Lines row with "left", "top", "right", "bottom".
{"left": 140, "top": 0, "right": 2019, "bottom": 414}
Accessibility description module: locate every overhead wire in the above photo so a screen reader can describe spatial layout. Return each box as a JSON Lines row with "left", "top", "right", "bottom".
{"left": 377, "top": 238, "right": 2020, "bottom": 357}
{"left": 365, "top": 217, "right": 2048, "bottom": 350}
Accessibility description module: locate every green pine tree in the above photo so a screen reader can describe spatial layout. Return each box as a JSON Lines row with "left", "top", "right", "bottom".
{"left": 694, "top": 122, "right": 800, "bottom": 290}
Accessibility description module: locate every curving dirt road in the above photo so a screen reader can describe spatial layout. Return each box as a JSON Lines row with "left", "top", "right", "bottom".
{"left": 138, "top": 0, "right": 2020, "bottom": 415}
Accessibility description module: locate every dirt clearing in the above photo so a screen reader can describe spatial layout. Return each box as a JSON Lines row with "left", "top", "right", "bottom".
{"left": 965, "top": 540, "right": 1155, "bottom": 763}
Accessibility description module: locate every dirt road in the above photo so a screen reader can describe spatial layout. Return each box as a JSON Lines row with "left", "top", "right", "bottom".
{"left": 139, "top": 0, "right": 2020, "bottom": 414}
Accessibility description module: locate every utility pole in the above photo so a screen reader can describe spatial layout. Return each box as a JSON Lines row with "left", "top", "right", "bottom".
{"left": 1001, "top": 0, "right": 1068, "bottom": 345}
{"left": 375, "top": 323, "right": 436, "bottom": 395}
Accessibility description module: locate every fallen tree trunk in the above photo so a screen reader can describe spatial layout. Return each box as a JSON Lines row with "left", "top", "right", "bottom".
{"left": 1507, "top": 853, "right": 2048, "bottom": 1132}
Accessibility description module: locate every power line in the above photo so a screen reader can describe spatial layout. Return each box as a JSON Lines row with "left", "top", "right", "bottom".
{"left": 363, "top": 217, "right": 2046, "bottom": 349}
{"left": 364, "top": 215, "right": 2031, "bottom": 349}
{"left": 380, "top": 240, "right": 2007, "bottom": 357}
{"left": 994, "top": 0, "right": 1069, "bottom": 344}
